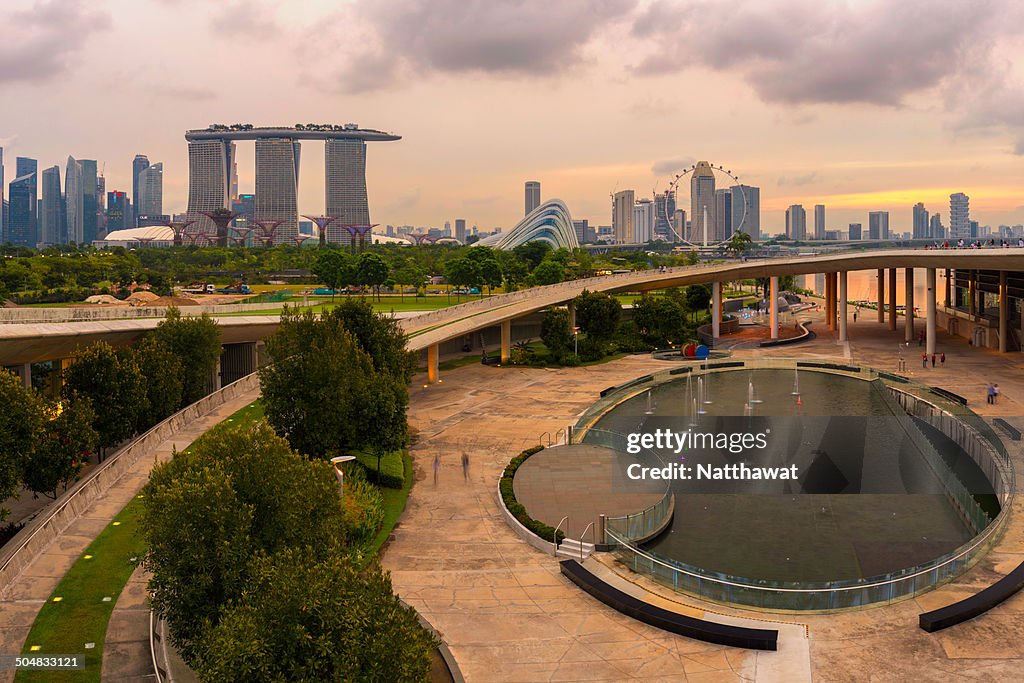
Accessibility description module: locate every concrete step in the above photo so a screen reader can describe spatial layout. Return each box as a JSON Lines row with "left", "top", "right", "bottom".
{"left": 556, "top": 538, "right": 595, "bottom": 560}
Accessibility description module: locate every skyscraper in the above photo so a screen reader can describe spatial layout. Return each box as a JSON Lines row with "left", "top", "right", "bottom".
{"left": 325, "top": 138, "right": 369, "bottom": 245}
{"left": 729, "top": 185, "right": 759, "bottom": 240}
{"left": 186, "top": 139, "right": 235, "bottom": 239}
{"left": 785, "top": 205, "right": 806, "bottom": 240}
{"left": 79, "top": 160, "right": 98, "bottom": 243}
{"left": 255, "top": 138, "right": 301, "bottom": 244}
{"left": 814, "top": 204, "right": 826, "bottom": 240}
{"left": 868, "top": 211, "right": 889, "bottom": 240}
{"left": 40, "top": 166, "right": 64, "bottom": 245}
{"left": 714, "top": 188, "right": 732, "bottom": 240}
{"left": 633, "top": 198, "right": 655, "bottom": 243}
{"left": 912, "top": 202, "right": 929, "bottom": 239}
{"left": 654, "top": 190, "right": 676, "bottom": 240}
{"left": 848, "top": 223, "right": 862, "bottom": 240}
{"left": 0, "top": 147, "right": 5, "bottom": 241}
{"left": 930, "top": 213, "right": 944, "bottom": 239}
{"left": 525, "top": 181, "right": 540, "bottom": 216}
{"left": 136, "top": 162, "right": 163, "bottom": 218}
{"left": 950, "top": 193, "right": 970, "bottom": 240}
{"left": 612, "top": 189, "right": 635, "bottom": 244}
{"left": 455, "top": 218, "right": 466, "bottom": 243}
{"left": 8, "top": 160, "right": 38, "bottom": 247}
{"left": 106, "top": 191, "right": 128, "bottom": 233}
{"left": 690, "top": 161, "right": 716, "bottom": 243}
{"left": 65, "top": 157, "right": 83, "bottom": 244}
{"left": 132, "top": 155, "right": 149, "bottom": 227}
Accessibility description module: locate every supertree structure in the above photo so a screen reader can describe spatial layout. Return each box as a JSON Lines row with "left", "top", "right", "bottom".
{"left": 249, "top": 219, "right": 283, "bottom": 248}
{"left": 202, "top": 209, "right": 241, "bottom": 247}
{"left": 230, "top": 226, "right": 255, "bottom": 248}
{"left": 405, "top": 232, "right": 436, "bottom": 246}
{"left": 291, "top": 235, "right": 313, "bottom": 248}
{"left": 165, "top": 220, "right": 196, "bottom": 247}
{"left": 302, "top": 215, "right": 338, "bottom": 248}
{"left": 341, "top": 223, "right": 378, "bottom": 251}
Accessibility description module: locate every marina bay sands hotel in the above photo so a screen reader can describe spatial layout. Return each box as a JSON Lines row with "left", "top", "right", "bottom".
{"left": 185, "top": 123, "right": 400, "bottom": 245}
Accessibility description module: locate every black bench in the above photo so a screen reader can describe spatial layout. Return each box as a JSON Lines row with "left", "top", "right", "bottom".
{"left": 919, "top": 560, "right": 1024, "bottom": 632}
{"left": 993, "top": 418, "right": 1021, "bottom": 441}
{"left": 559, "top": 560, "right": 778, "bottom": 651}
{"left": 930, "top": 387, "right": 968, "bottom": 406}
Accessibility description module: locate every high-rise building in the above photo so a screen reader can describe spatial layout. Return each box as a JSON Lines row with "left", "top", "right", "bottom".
{"left": 912, "top": 202, "right": 929, "bottom": 239}
{"left": 572, "top": 219, "right": 595, "bottom": 244}
{"left": 136, "top": 162, "right": 163, "bottom": 218}
{"left": 8, "top": 161, "right": 38, "bottom": 247}
{"left": 40, "top": 166, "right": 64, "bottom": 245}
{"left": 929, "top": 213, "right": 944, "bottom": 239}
{"left": 14, "top": 157, "right": 38, "bottom": 244}
{"left": 96, "top": 173, "right": 107, "bottom": 237}
{"left": 785, "top": 204, "right": 806, "bottom": 240}
{"left": 65, "top": 157, "right": 83, "bottom": 244}
{"left": 654, "top": 190, "right": 676, "bottom": 240}
{"left": 232, "top": 193, "right": 256, "bottom": 229}
{"left": 868, "top": 211, "right": 889, "bottom": 240}
{"left": 455, "top": 218, "right": 466, "bottom": 243}
{"left": 525, "top": 181, "right": 541, "bottom": 216}
{"left": 848, "top": 223, "right": 862, "bottom": 240}
{"left": 612, "top": 189, "right": 635, "bottom": 244}
{"left": 325, "top": 139, "right": 368, "bottom": 245}
{"left": 255, "top": 138, "right": 301, "bottom": 244}
{"left": 106, "top": 191, "right": 129, "bottom": 233}
{"left": 0, "top": 147, "right": 5, "bottom": 240}
{"left": 185, "top": 138, "right": 235, "bottom": 238}
{"left": 79, "top": 160, "right": 98, "bottom": 243}
{"left": 950, "top": 192, "right": 970, "bottom": 240}
{"left": 729, "top": 185, "right": 759, "bottom": 240}
{"left": 673, "top": 209, "right": 686, "bottom": 239}
{"left": 714, "top": 188, "right": 732, "bottom": 240}
{"left": 690, "top": 161, "right": 716, "bottom": 243}
{"left": 633, "top": 198, "right": 655, "bottom": 243}
{"left": 131, "top": 155, "right": 149, "bottom": 226}
{"left": 969, "top": 220, "right": 979, "bottom": 238}
{"left": 814, "top": 204, "right": 826, "bottom": 240}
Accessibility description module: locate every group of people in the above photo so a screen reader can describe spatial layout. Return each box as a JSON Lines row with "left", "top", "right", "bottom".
{"left": 924, "top": 238, "right": 1024, "bottom": 249}
{"left": 433, "top": 452, "right": 471, "bottom": 484}
{"left": 921, "top": 351, "right": 946, "bottom": 368}
{"left": 987, "top": 383, "right": 1001, "bottom": 404}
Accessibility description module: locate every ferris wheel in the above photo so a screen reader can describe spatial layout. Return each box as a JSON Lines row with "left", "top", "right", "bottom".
{"left": 664, "top": 162, "right": 749, "bottom": 248}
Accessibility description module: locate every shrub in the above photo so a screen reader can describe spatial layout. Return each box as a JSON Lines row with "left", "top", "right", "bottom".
{"left": 499, "top": 445, "right": 565, "bottom": 543}
{"left": 339, "top": 479, "right": 385, "bottom": 547}
{"left": 352, "top": 449, "right": 405, "bottom": 488}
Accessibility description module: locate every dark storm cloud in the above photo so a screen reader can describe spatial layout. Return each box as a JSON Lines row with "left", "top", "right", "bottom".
{"left": 330, "top": 0, "right": 637, "bottom": 93}
{"left": 0, "top": 0, "right": 109, "bottom": 85}
{"left": 632, "top": 0, "right": 1010, "bottom": 106}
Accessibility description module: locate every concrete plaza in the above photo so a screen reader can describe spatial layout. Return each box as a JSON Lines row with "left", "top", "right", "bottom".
{"left": 384, "top": 301, "right": 1024, "bottom": 681}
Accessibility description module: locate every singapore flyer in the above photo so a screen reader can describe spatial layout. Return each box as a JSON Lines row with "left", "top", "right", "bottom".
{"left": 665, "top": 161, "right": 750, "bottom": 248}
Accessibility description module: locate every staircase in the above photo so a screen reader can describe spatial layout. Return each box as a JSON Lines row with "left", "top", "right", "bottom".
{"left": 556, "top": 538, "right": 596, "bottom": 560}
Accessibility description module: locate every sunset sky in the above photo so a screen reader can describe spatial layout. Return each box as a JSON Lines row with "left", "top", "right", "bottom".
{"left": 2, "top": 0, "right": 1024, "bottom": 234}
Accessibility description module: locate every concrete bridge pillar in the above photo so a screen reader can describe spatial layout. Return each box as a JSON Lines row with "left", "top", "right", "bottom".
{"left": 944, "top": 269, "right": 952, "bottom": 308}
{"left": 712, "top": 281, "right": 721, "bottom": 339}
{"left": 824, "top": 273, "right": 833, "bottom": 330}
{"left": 838, "top": 271, "right": 848, "bottom": 342}
{"left": 427, "top": 344, "right": 439, "bottom": 384}
{"left": 905, "top": 268, "right": 915, "bottom": 343}
{"left": 888, "top": 268, "right": 897, "bottom": 331}
{"left": 501, "top": 319, "right": 512, "bottom": 363}
{"left": 999, "top": 271, "right": 1008, "bottom": 353}
{"left": 877, "top": 269, "right": 885, "bottom": 323}
{"left": 770, "top": 276, "right": 779, "bottom": 340}
{"left": 830, "top": 272, "right": 838, "bottom": 330}
{"left": 567, "top": 301, "right": 576, "bottom": 331}
{"left": 926, "top": 268, "right": 937, "bottom": 355}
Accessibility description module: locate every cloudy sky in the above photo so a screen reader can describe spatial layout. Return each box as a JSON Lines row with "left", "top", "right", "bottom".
{"left": 2, "top": 0, "right": 1023, "bottom": 234}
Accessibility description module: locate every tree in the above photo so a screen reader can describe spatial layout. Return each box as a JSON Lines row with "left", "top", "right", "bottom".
{"left": 142, "top": 422, "right": 349, "bottom": 662}
{"left": 355, "top": 251, "right": 389, "bottom": 300}
{"left": 685, "top": 284, "right": 712, "bottom": 321}
{"left": 63, "top": 342, "right": 147, "bottom": 456}
{"left": 311, "top": 250, "right": 354, "bottom": 298}
{"left": 192, "top": 548, "right": 436, "bottom": 683}
{"left": 392, "top": 262, "right": 424, "bottom": 301}
{"left": 727, "top": 230, "right": 752, "bottom": 256}
{"left": 152, "top": 307, "right": 222, "bottom": 407}
{"left": 21, "top": 398, "right": 97, "bottom": 499}
{"left": 131, "top": 337, "right": 184, "bottom": 430}
{"left": 574, "top": 290, "right": 621, "bottom": 340}
{"left": 359, "top": 372, "right": 409, "bottom": 482}
{"left": 632, "top": 295, "right": 690, "bottom": 346}
{"left": 541, "top": 308, "right": 573, "bottom": 358}
{"left": 466, "top": 246, "right": 503, "bottom": 295}
{"left": 512, "top": 241, "right": 551, "bottom": 270}
{"left": 0, "top": 370, "right": 45, "bottom": 520}
{"left": 443, "top": 257, "right": 481, "bottom": 300}
{"left": 328, "top": 298, "right": 416, "bottom": 383}
{"left": 531, "top": 259, "right": 564, "bottom": 286}
{"left": 500, "top": 256, "right": 530, "bottom": 291}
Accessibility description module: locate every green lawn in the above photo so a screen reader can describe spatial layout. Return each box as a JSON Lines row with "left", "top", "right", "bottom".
{"left": 15, "top": 499, "right": 147, "bottom": 683}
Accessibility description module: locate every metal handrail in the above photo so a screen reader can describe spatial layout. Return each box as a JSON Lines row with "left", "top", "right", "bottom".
{"left": 539, "top": 431, "right": 551, "bottom": 446}
{"left": 579, "top": 522, "right": 595, "bottom": 562}
{"left": 552, "top": 516, "right": 568, "bottom": 556}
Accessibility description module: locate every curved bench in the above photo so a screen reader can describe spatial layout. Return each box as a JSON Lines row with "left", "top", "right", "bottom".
{"left": 919, "top": 561, "right": 1024, "bottom": 632}
{"left": 559, "top": 559, "right": 778, "bottom": 651}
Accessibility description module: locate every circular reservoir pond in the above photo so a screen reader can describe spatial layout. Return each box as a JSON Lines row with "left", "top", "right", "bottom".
{"left": 582, "top": 363, "right": 1010, "bottom": 610}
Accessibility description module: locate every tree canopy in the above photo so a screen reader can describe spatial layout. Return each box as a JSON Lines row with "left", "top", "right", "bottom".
{"left": 151, "top": 307, "right": 222, "bottom": 406}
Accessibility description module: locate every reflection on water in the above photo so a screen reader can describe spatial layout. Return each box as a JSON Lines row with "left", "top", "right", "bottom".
{"left": 589, "top": 369, "right": 994, "bottom": 583}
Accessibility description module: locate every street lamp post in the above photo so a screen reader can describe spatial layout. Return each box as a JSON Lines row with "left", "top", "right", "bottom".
{"left": 573, "top": 327, "right": 580, "bottom": 356}
{"left": 330, "top": 455, "right": 357, "bottom": 496}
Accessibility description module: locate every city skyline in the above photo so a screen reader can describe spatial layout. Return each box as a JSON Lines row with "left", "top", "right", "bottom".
{"left": 1, "top": 0, "right": 1023, "bottom": 234}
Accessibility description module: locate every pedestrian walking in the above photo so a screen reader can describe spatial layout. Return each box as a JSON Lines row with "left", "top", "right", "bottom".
{"left": 918, "top": 330, "right": 925, "bottom": 347}
{"left": 461, "top": 452, "right": 470, "bottom": 481}
{"left": 994, "top": 384, "right": 1000, "bottom": 404}
{"left": 940, "top": 352, "right": 946, "bottom": 365}
{"left": 931, "top": 354, "right": 936, "bottom": 367}
{"left": 921, "top": 353, "right": 928, "bottom": 368}
{"left": 433, "top": 454, "right": 440, "bottom": 485}
{"left": 853, "top": 311, "right": 858, "bottom": 323}
{"left": 987, "top": 383, "right": 995, "bottom": 404}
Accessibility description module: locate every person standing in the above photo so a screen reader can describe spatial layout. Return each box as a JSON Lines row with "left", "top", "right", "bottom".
{"left": 987, "top": 383, "right": 995, "bottom": 404}
{"left": 940, "top": 352, "right": 946, "bottom": 366}
{"left": 433, "top": 454, "right": 441, "bottom": 485}
{"left": 994, "top": 384, "right": 1000, "bottom": 404}
{"left": 922, "top": 352, "right": 928, "bottom": 368}
{"left": 461, "top": 452, "right": 470, "bottom": 481}
{"left": 931, "top": 354, "right": 936, "bottom": 367}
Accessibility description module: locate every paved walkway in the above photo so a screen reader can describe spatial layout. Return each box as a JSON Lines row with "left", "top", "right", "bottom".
{"left": 384, "top": 299, "right": 1024, "bottom": 682}
{"left": 0, "top": 389, "right": 259, "bottom": 683}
